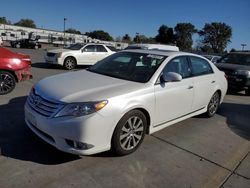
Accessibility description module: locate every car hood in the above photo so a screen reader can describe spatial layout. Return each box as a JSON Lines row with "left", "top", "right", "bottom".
{"left": 216, "top": 63, "right": 250, "bottom": 71}
{"left": 47, "top": 49, "right": 71, "bottom": 53}
{"left": 35, "top": 70, "right": 146, "bottom": 103}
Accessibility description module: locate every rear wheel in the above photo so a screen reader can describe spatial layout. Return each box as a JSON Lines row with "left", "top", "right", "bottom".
{"left": 63, "top": 57, "right": 76, "bottom": 70}
{"left": 16, "top": 43, "right": 20, "bottom": 48}
{"left": 34, "top": 45, "right": 39, "bottom": 49}
{"left": 0, "top": 71, "right": 16, "bottom": 95}
{"left": 112, "top": 110, "right": 146, "bottom": 156}
{"left": 205, "top": 91, "right": 220, "bottom": 117}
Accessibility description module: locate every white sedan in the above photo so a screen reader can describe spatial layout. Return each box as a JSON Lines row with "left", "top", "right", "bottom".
{"left": 45, "top": 43, "right": 116, "bottom": 70}
{"left": 25, "top": 50, "right": 227, "bottom": 155}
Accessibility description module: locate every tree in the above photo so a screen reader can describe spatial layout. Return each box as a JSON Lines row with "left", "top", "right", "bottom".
{"left": 14, "top": 19, "right": 36, "bottom": 28}
{"left": 65, "top": 28, "right": 81, "bottom": 34}
{"left": 198, "top": 22, "right": 232, "bottom": 53}
{"left": 133, "top": 34, "right": 156, "bottom": 43}
{"left": 115, "top": 36, "right": 122, "bottom": 42}
{"left": 230, "top": 48, "right": 236, "bottom": 52}
{"left": 0, "top": 17, "right": 11, "bottom": 24}
{"left": 155, "top": 25, "right": 175, "bottom": 44}
{"left": 85, "top": 30, "right": 113, "bottom": 41}
{"left": 174, "top": 23, "right": 197, "bottom": 51}
{"left": 122, "top": 34, "right": 131, "bottom": 43}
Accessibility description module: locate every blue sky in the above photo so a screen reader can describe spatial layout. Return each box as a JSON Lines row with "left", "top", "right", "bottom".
{"left": 1, "top": 0, "right": 249, "bottom": 50}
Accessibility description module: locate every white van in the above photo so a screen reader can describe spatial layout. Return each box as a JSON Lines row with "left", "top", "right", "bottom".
{"left": 125, "top": 43, "right": 179, "bottom": 51}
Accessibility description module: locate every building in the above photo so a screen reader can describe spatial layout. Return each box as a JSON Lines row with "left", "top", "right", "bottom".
{"left": 0, "top": 24, "right": 128, "bottom": 49}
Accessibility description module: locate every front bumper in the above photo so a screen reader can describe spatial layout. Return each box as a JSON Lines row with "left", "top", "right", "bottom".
{"left": 24, "top": 102, "right": 118, "bottom": 155}
{"left": 226, "top": 75, "right": 250, "bottom": 90}
{"left": 45, "top": 56, "right": 63, "bottom": 65}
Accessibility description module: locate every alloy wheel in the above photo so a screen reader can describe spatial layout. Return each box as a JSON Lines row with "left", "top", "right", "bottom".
{"left": 0, "top": 72, "right": 15, "bottom": 95}
{"left": 64, "top": 58, "right": 76, "bottom": 70}
{"left": 208, "top": 92, "right": 220, "bottom": 115}
{"left": 119, "top": 116, "right": 144, "bottom": 151}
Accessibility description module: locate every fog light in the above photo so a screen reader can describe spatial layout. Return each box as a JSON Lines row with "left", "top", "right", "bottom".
{"left": 66, "top": 139, "right": 93, "bottom": 150}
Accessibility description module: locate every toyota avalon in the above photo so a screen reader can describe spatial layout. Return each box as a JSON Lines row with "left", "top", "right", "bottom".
{"left": 25, "top": 49, "right": 227, "bottom": 155}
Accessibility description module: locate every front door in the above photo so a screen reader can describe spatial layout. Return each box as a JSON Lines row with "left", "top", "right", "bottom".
{"left": 154, "top": 56, "right": 194, "bottom": 126}
{"left": 78, "top": 45, "right": 96, "bottom": 65}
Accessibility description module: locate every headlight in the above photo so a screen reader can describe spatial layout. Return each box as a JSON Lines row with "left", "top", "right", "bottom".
{"left": 12, "top": 58, "right": 21, "bottom": 65}
{"left": 56, "top": 52, "right": 62, "bottom": 58}
{"left": 54, "top": 100, "right": 108, "bottom": 117}
{"left": 234, "top": 70, "right": 250, "bottom": 77}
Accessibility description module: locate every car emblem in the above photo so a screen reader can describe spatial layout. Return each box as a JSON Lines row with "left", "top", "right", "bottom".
{"left": 33, "top": 95, "right": 42, "bottom": 106}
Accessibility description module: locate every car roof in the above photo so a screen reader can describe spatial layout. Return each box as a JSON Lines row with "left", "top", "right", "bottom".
{"left": 122, "top": 49, "right": 199, "bottom": 57}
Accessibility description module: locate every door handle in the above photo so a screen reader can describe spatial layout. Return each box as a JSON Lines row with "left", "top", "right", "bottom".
{"left": 211, "top": 81, "right": 216, "bottom": 83}
{"left": 187, "top": 85, "right": 194, "bottom": 89}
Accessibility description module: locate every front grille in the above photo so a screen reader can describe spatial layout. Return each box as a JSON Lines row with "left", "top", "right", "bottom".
{"left": 47, "top": 52, "right": 56, "bottom": 57}
{"left": 27, "top": 89, "right": 63, "bottom": 117}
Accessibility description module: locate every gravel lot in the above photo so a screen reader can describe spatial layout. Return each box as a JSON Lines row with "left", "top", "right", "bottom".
{"left": 0, "top": 48, "right": 249, "bottom": 188}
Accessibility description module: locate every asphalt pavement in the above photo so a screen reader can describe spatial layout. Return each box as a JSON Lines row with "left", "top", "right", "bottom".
{"left": 0, "top": 48, "right": 249, "bottom": 188}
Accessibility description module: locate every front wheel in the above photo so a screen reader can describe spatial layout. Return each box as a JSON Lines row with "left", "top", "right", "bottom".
{"left": 63, "top": 57, "right": 76, "bottom": 70}
{"left": 205, "top": 91, "right": 220, "bottom": 117}
{"left": 0, "top": 71, "right": 16, "bottom": 95}
{"left": 111, "top": 110, "right": 147, "bottom": 156}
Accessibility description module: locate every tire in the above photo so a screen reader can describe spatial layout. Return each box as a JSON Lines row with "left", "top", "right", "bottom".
{"left": 245, "top": 88, "right": 250, "bottom": 96}
{"left": 34, "top": 45, "right": 39, "bottom": 49}
{"left": 63, "top": 57, "right": 76, "bottom": 70}
{"left": 16, "top": 44, "right": 20, "bottom": 48}
{"left": 0, "top": 71, "right": 16, "bottom": 95}
{"left": 111, "top": 110, "right": 147, "bottom": 156}
{"left": 205, "top": 91, "right": 220, "bottom": 117}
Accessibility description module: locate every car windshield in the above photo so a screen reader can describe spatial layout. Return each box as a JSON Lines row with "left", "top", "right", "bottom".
{"left": 67, "top": 43, "right": 84, "bottom": 50}
{"left": 88, "top": 52, "right": 167, "bottom": 83}
{"left": 218, "top": 53, "right": 250, "bottom": 65}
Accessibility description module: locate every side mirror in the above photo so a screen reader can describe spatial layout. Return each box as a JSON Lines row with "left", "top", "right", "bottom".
{"left": 160, "top": 72, "right": 182, "bottom": 82}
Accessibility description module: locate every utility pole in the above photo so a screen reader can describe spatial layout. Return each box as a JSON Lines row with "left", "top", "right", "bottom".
{"left": 63, "top": 18, "right": 67, "bottom": 46}
{"left": 241, "top": 44, "right": 246, "bottom": 51}
{"left": 136, "top": 32, "right": 139, "bottom": 43}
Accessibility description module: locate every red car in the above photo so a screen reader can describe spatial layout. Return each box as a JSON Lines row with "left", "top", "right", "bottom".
{"left": 0, "top": 47, "right": 32, "bottom": 95}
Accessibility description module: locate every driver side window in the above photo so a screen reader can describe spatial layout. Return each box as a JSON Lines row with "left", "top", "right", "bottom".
{"left": 163, "top": 56, "right": 191, "bottom": 79}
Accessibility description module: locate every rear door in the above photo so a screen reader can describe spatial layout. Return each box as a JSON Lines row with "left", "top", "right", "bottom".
{"left": 188, "top": 56, "right": 215, "bottom": 111}
{"left": 154, "top": 56, "right": 194, "bottom": 126}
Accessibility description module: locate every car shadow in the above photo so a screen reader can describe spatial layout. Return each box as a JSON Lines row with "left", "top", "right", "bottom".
{"left": 227, "top": 89, "right": 247, "bottom": 96}
{"left": 31, "top": 62, "right": 64, "bottom": 69}
{"left": 0, "top": 96, "right": 79, "bottom": 164}
{"left": 217, "top": 102, "right": 250, "bottom": 140}
{"left": 31, "top": 62, "right": 90, "bottom": 70}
